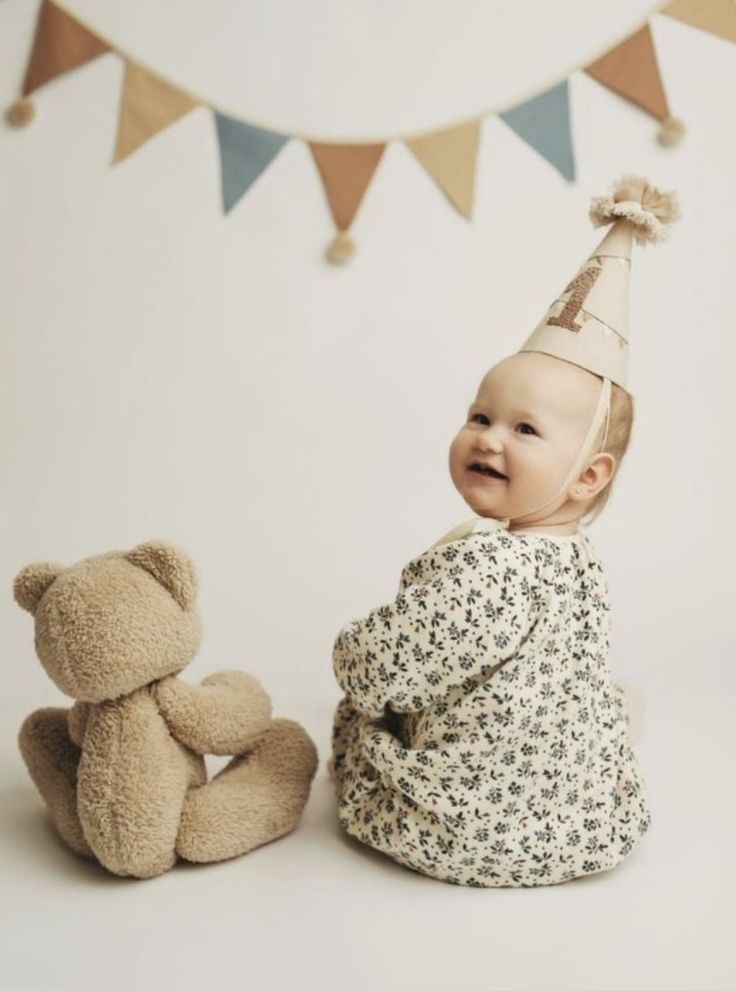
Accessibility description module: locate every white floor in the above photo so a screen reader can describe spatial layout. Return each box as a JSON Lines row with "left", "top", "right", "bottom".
{"left": 1, "top": 689, "right": 732, "bottom": 991}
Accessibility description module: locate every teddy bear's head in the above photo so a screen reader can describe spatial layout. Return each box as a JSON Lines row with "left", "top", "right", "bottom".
{"left": 14, "top": 541, "right": 202, "bottom": 703}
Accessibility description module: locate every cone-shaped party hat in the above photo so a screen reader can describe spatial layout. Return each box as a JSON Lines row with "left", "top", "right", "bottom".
{"left": 517, "top": 174, "right": 681, "bottom": 394}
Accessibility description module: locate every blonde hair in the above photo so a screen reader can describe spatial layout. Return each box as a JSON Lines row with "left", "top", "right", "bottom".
{"left": 579, "top": 379, "right": 634, "bottom": 528}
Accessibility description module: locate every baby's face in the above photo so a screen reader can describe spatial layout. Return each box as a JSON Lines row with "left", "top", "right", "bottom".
{"left": 448, "top": 352, "right": 602, "bottom": 525}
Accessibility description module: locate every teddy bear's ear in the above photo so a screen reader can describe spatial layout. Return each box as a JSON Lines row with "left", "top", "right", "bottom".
{"left": 13, "top": 562, "right": 65, "bottom": 614}
{"left": 125, "top": 541, "right": 199, "bottom": 610}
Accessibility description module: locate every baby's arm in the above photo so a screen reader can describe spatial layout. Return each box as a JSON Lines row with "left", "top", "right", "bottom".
{"left": 332, "top": 534, "right": 537, "bottom": 719}
{"left": 154, "top": 671, "right": 272, "bottom": 755}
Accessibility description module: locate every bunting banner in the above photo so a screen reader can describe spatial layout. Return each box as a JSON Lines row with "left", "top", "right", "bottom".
{"left": 499, "top": 79, "right": 576, "bottom": 181}
{"left": 583, "top": 23, "right": 682, "bottom": 144}
{"left": 662, "top": 0, "right": 736, "bottom": 44}
{"left": 113, "top": 62, "right": 198, "bottom": 163}
{"left": 309, "top": 142, "right": 386, "bottom": 263}
{"left": 215, "top": 114, "right": 290, "bottom": 214}
{"left": 5, "top": 0, "right": 734, "bottom": 264}
{"left": 7, "top": 0, "right": 107, "bottom": 126}
{"left": 405, "top": 119, "right": 480, "bottom": 220}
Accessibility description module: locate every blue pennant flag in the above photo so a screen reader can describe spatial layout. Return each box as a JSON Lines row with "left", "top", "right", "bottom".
{"left": 214, "top": 113, "right": 289, "bottom": 213}
{"left": 499, "top": 79, "right": 576, "bottom": 181}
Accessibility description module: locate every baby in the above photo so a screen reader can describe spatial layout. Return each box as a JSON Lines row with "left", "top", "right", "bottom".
{"left": 329, "top": 175, "right": 676, "bottom": 887}
{"left": 450, "top": 350, "right": 615, "bottom": 537}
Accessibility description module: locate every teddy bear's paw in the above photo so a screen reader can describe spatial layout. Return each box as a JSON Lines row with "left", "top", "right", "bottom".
{"left": 154, "top": 670, "right": 273, "bottom": 756}
{"left": 243, "top": 719, "right": 319, "bottom": 784}
{"left": 176, "top": 720, "right": 318, "bottom": 864}
{"left": 201, "top": 670, "right": 273, "bottom": 752}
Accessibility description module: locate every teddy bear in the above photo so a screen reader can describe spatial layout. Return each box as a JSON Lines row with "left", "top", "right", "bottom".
{"left": 14, "top": 540, "right": 319, "bottom": 879}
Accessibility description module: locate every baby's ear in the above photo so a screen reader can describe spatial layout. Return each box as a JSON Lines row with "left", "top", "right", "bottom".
{"left": 13, "top": 562, "right": 65, "bottom": 614}
{"left": 125, "top": 540, "right": 199, "bottom": 610}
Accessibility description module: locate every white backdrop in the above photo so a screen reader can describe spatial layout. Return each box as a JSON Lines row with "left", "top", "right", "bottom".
{"left": 1, "top": 1, "right": 734, "bottom": 989}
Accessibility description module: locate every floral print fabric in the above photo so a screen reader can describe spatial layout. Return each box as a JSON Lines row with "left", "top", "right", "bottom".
{"left": 330, "top": 518, "right": 651, "bottom": 887}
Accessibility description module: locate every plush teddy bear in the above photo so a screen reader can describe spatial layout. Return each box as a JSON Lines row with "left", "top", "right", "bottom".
{"left": 14, "top": 540, "right": 318, "bottom": 879}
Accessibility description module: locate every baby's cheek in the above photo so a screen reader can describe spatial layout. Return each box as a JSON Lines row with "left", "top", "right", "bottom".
{"left": 448, "top": 440, "right": 465, "bottom": 477}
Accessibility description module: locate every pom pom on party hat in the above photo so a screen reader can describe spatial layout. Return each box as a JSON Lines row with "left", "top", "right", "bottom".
{"left": 517, "top": 174, "right": 680, "bottom": 394}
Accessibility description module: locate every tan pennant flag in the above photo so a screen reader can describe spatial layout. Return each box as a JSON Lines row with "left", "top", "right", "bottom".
{"left": 21, "top": 0, "right": 109, "bottom": 97}
{"left": 405, "top": 119, "right": 481, "bottom": 220}
{"left": 6, "top": 0, "right": 108, "bottom": 126}
{"left": 584, "top": 24, "right": 669, "bottom": 120}
{"left": 309, "top": 142, "right": 386, "bottom": 230}
{"left": 309, "top": 143, "right": 386, "bottom": 263}
{"left": 584, "top": 23, "right": 684, "bottom": 145}
{"left": 113, "top": 62, "right": 199, "bottom": 164}
{"left": 662, "top": 0, "right": 736, "bottom": 45}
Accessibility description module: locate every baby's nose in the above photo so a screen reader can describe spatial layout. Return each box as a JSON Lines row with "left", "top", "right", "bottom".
{"left": 478, "top": 428, "right": 504, "bottom": 452}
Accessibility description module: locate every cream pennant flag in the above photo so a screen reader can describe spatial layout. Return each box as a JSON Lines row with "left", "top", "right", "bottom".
{"left": 662, "top": 0, "right": 736, "bottom": 45}
{"left": 309, "top": 142, "right": 386, "bottom": 263}
{"left": 584, "top": 24, "right": 684, "bottom": 145}
{"left": 113, "top": 62, "right": 198, "bottom": 164}
{"left": 405, "top": 119, "right": 480, "bottom": 219}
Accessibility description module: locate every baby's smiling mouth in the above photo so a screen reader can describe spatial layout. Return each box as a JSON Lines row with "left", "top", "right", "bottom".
{"left": 467, "top": 461, "right": 508, "bottom": 480}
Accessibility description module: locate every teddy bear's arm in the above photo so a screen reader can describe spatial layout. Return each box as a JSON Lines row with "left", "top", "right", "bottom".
{"left": 67, "top": 701, "right": 90, "bottom": 746}
{"left": 153, "top": 672, "right": 272, "bottom": 756}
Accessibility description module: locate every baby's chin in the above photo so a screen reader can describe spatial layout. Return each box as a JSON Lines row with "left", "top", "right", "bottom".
{"left": 457, "top": 481, "right": 509, "bottom": 516}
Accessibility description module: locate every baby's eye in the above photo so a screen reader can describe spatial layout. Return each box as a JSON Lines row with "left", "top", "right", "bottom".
{"left": 470, "top": 413, "right": 537, "bottom": 436}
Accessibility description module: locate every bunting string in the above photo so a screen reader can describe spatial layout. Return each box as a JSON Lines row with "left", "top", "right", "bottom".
{"left": 5, "top": 0, "right": 735, "bottom": 264}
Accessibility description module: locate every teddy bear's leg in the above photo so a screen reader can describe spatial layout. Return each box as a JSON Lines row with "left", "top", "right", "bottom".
{"left": 176, "top": 718, "right": 318, "bottom": 864}
{"left": 18, "top": 707, "right": 94, "bottom": 859}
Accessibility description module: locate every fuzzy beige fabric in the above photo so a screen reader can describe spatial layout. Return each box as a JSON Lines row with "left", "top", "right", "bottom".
{"left": 177, "top": 719, "right": 319, "bottom": 863}
{"left": 154, "top": 671, "right": 273, "bottom": 755}
{"left": 18, "top": 707, "right": 93, "bottom": 858}
{"left": 589, "top": 174, "right": 680, "bottom": 244}
{"left": 15, "top": 540, "right": 318, "bottom": 879}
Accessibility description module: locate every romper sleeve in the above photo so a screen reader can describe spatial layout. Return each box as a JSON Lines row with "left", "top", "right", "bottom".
{"left": 331, "top": 531, "right": 538, "bottom": 719}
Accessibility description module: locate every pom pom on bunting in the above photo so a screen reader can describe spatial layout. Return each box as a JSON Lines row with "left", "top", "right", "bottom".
{"left": 657, "top": 115, "right": 686, "bottom": 147}
{"left": 6, "top": 97, "right": 36, "bottom": 128}
{"left": 325, "top": 231, "right": 356, "bottom": 265}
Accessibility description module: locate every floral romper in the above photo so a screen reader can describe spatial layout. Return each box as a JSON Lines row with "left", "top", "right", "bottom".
{"left": 330, "top": 516, "right": 651, "bottom": 887}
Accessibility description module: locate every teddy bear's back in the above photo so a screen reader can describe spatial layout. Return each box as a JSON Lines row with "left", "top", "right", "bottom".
{"left": 77, "top": 685, "right": 206, "bottom": 878}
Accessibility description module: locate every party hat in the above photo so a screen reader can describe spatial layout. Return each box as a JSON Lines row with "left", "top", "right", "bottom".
{"left": 517, "top": 175, "right": 680, "bottom": 394}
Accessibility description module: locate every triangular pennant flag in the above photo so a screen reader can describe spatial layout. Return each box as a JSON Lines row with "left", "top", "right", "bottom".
{"left": 308, "top": 142, "right": 386, "bottom": 230}
{"left": 584, "top": 24, "right": 669, "bottom": 121}
{"left": 662, "top": 0, "right": 736, "bottom": 45}
{"left": 214, "top": 113, "right": 289, "bottom": 213}
{"left": 499, "top": 79, "right": 576, "bottom": 181}
{"left": 405, "top": 119, "right": 480, "bottom": 219}
{"left": 21, "top": 0, "right": 108, "bottom": 96}
{"left": 113, "top": 62, "right": 198, "bottom": 164}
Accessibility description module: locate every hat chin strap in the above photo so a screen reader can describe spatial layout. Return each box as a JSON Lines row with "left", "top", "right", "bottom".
{"left": 496, "top": 376, "right": 612, "bottom": 530}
